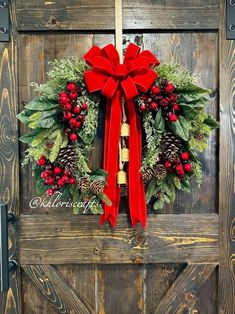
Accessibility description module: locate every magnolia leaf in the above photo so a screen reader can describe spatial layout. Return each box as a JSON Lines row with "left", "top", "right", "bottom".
{"left": 180, "top": 177, "right": 191, "bottom": 193}
{"left": 19, "top": 129, "right": 41, "bottom": 144}
{"left": 204, "top": 116, "right": 219, "bottom": 129}
{"left": 177, "top": 83, "right": 211, "bottom": 94}
{"left": 98, "top": 193, "right": 112, "bottom": 206}
{"left": 153, "top": 108, "right": 165, "bottom": 133}
{"left": 168, "top": 116, "right": 191, "bottom": 141}
{"left": 25, "top": 97, "right": 59, "bottom": 111}
{"left": 38, "top": 117, "right": 56, "bottom": 128}
{"left": 16, "top": 110, "right": 34, "bottom": 126}
{"left": 90, "top": 169, "right": 108, "bottom": 182}
{"left": 146, "top": 178, "right": 157, "bottom": 203}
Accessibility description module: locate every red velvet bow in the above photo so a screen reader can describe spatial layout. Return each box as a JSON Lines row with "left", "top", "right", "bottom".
{"left": 83, "top": 43, "right": 159, "bottom": 228}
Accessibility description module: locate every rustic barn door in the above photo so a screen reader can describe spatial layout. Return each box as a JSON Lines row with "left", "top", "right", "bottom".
{"left": 0, "top": 0, "right": 234, "bottom": 313}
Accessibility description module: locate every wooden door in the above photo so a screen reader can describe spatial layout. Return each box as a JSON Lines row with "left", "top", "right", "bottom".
{"left": 0, "top": 0, "right": 234, "bottom": 313}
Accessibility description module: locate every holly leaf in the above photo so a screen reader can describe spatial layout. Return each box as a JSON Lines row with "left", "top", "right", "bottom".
{"left": 25, "top": 97, "right": 59, "bottom": 111}
{"left": 204, "top": 116, "right": 219, "bottom": 129}
{"left": 89, "top": 169, "right": 108, "bottom": 182}
{"left": 153, "top": 108, "right": 165, "bottom": 133}
{"left": 146, "top": 178, "right": 157, "bottom": 203}
{"left": 168, "top": 116, "right": 191, "bottom": 141}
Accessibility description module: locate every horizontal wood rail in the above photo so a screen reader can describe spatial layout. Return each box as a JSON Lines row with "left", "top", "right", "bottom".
{"left": 16, "top": 0, "right": 219, "bottom": 31}
{"left": 19, "top": 214, "right": 219, "bottom": 265}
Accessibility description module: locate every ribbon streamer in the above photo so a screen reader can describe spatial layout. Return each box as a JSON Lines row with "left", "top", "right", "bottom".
{"left": 83, "top": 43, "right": 160, "bottom": 227}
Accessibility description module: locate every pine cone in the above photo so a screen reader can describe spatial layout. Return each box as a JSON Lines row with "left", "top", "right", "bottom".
{"left": 154, "top": 164, "right": 167, "bottom": 180}
{"left": 160, "top": 132, "right": 181, "bottom": 162}
{"left": 120, "top": 184, "right": 128, "bottom": 197}
{"left": 90, "top": 180, "right": 105, "bottom": 194}
{"left": 141, "top": 168, "right": 155, "bottom": 182}
{"left": 57, "top": 145, "right": 78, "bottom": 172}
{"left": 77, "top": 177, "right": 90, "bottom": 193}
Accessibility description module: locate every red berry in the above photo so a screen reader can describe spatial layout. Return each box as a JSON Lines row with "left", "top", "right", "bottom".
{"left": 164, "top": 161, "right": 172, "bottom": 168}
{"left": 47, "top": 188, "right": 54, "bottom": 196}
{"left": 176, "top": 164, "right": 184, "bottom": 173}
{"left": 41, "top": 170, "right": 50, "bottom": 179}
{"left": 46, "top": 177, "right": 54, "bottom": 185}
{"left": 160, "top": 98, "right": 169, "bottom": 107}
{"left": 161, "top": 79, "right": 168, "bottom": 86}
{"left": 73, "top": 106, "right": 81, "bottom": 114}
{"left": 59, "top": 91, "right": 68, "bottom": 98}
{"left": 74, "top": 121, "right": 82, "bottom": 128}
{"left": 69, "top": 133, "right": 78, "bottom": 141}
{"left": 63, "top": 170, "right": 71, "bottom": 176}
{"left": 59, "top": 95, "right": 69, "bottom": 105}
{"left": 181, "top": 152, "right": 189, "bottom": 161}
{"left": 172, "top": 103, "right": 179, "bottom": 111}
{"left": 150, "top": 102, "right": 158, "bottom": 110}
{"left": 37, "top": 156, "right": 46, "bottom": 166}
{"left": 69, "top": 118, "right": 77, "bottom": 126}
{"left": 81, "top": 103, "right": 88, "bottom": 110}
{"left": 69, "top": 91, "right": 78, "bottom": 100}
{"left": 184, "top": 163, "right": 192, "bottom": 172}
{"left": 54, "top": 166, "right": 62, "bottom": 175}
{"left": 58, "top": 179, "right": 65, "bottom": 187}
{"left": 66, "top": 82, "right": 76, "bottom": 91}
{"left": 68, "top": 177, "right": 76, "bottom": 184}
{"left": 63, "top": 112, "right": 73, "bottom": 120}
{"left": 64, "top": 103, "right": 72, "bottom": 112}
{"left": 151, "top": 85, "right": 161, "bottom": 95}
{"left": 139, "top": 103, "right": 147, "bottom": 111}
{"left": 62, "top": 175, "right": 69, "bottom": 182}
{"left": 165, "top": 83, "right": 175, "bottom": 93}
{"left": 169, "top": 114, "right": 178, "bottom": 122}
{"left": 170, "top": 94, "right": 178, "bottom": 102}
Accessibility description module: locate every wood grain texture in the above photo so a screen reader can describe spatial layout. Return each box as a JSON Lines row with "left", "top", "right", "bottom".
{"left": 0, "top": 0, "right": 22, "bottom": 313}
{"left": 218, "top": 1, "right": 235, "bottom": 313}
{"left": 143, "top": 32, "right": 218, "bottom": 214}
{"left": 19, "top": 214, "right": 219, "bottom": 264}
{"left": 15, "top": 0, "right": 219, "bottom": 31}
{"left": 153, "top": 264, "right": 216, "bottom": 314}
{"left": 22, "top": 265, "right": 94, "bottom": 314}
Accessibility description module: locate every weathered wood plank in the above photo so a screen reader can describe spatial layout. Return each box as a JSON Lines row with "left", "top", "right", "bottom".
{"left": 218, "top": 1, "right": 235, "bottom": 313}
{"left": 154, "top": 264, "right": 216, "bottom": 314}
{"left": 96, "top": 265, "right": 144, "bottom": 313}
{"left": 22, "top": 265, "right": 94, "bottom": 314}
{"left": 16, "top": 0, "right": 219, "bottom": 31}
{"left": 19, "top": 214, "right": 219, "bottom": 264}
{"left": 0, "top": 0, "right": 22, "bottom": 313}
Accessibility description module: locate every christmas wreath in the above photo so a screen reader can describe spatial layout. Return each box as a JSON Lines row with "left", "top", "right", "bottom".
{"left": 17, "top": 43, "right": 219, "bottom": 228}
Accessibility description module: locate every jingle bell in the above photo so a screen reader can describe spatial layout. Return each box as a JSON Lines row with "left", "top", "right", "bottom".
{"left": 121, "top": 147, "right": 129, "bottom": 162}
{"left": 117, "top": 170, "right": 127, "bottom": 185}
{"left": 120, "top": 122, "right": 130, "bottom": 137}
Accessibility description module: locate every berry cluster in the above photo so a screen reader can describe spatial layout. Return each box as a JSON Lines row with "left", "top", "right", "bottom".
{"left": 59, "top": 82, "right": 88, "bottom": 141}
{"left": 37, "top": 155, "right": 76, "bottom": 196}
{"left": 138, "top": 79, "right": 180, "bottom": 122}
{"left": 164, "top": 151, "right": 192, "bottom": 180}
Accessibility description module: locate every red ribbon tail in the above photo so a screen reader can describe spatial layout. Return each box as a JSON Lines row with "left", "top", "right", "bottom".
{"left": 126, "top": 99, "right": 147, "bottom": 228}
{"left": 100, "top": 90, "right": 122, "bottom": 228}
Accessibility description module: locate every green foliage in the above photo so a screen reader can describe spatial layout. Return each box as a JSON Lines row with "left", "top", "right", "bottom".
{"left": 48, "top": 129, "right": 66, "bottom": 162}
{"left": 25, "top": 96, "right": 59, "bottom": 111}
{"left": 168, "top": 116, "right": 191, "bottom": 141}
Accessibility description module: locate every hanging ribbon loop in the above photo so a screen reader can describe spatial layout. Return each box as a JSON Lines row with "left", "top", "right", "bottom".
{"left": 83, "top": 43, "right": 160, "bottom": 228}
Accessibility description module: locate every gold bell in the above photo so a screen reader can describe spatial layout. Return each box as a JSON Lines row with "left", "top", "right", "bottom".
{"left": 120, "top": 122, "right": 130, "bottom": 137}
{"left": 117, "top": 170, "right": 127, "bottom": 185}
{"left": 121, "top": 147, "right": 129, "bottom": 162}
